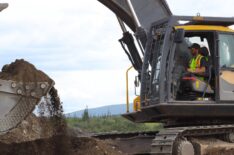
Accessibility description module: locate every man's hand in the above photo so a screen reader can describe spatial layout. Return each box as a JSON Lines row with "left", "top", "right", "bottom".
{"left": 187, "top": 67, "right": 206, "bottom": 75}
{"left": 187, "top": 68, "right": 194, "bottom": 73}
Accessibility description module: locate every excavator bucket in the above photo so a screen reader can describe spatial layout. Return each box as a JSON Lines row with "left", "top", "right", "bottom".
{"left": 0, "top": 79, "right": 54, "bottom": 133}
{"left": 98, "top": 0, "right": 172, "bottom": 31}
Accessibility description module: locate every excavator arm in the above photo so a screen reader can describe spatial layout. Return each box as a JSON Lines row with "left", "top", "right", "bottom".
{"left": 98, "top": 0, "right": 172, "bottom": 32}
{"left": 98, "top": 0, "right": 172, "bottom": 74}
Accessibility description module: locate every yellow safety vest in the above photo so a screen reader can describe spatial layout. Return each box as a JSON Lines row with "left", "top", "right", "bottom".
{"left": 189, "top": 54, "right": 204, "bottom": 80}
{"left": 189, "top": 54, "right": 204, "bottom": 71}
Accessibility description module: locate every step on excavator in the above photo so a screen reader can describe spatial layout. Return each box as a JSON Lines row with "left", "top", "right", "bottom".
{"left": 98, "top": 0, "right": 234, "bottom": 154}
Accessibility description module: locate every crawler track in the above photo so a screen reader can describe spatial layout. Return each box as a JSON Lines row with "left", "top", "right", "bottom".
{"left": 93, "top": 131, "right": 158, "bottom": 139}
{"left": 92, "top": 125, "right": 234, "bottom": 155}
{"left": 93, "top": 131, "right": 158, "bottom": 154}
{"left": 151, "top": 124, "right": 234, "bottom": 155}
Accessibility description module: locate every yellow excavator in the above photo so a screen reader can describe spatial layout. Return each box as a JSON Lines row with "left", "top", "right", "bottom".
{"left": 98, "top": 0, "right": 234, "bottom": 154}
{"left": 1, "top": 1, "right": 234, "bottom": 154}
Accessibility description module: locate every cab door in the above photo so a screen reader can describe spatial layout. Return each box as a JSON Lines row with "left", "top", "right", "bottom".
{"left": 218, "top": 33, "right": 234, "bottom": 101}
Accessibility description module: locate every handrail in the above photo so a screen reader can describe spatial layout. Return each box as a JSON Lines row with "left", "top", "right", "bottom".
{"left": 126, "top": 66, "right": 133, "bottom": 113}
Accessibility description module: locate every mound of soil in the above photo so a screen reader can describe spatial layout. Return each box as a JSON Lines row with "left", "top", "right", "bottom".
{"left": 0, "top": 59, "right": 53, "bottom": 83}
{"left": 0, "top": 114, "right": 54, "bottom": 144}
{"left": 0, "top": 136, "right": 123, "bottom": 155}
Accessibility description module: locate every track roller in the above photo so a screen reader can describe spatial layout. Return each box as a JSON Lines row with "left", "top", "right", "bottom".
{"left": 174, "top": 140, "right": 195, "bottom": 155}
{"left": 224, "top": 132, "right": 234, "bottom": 143}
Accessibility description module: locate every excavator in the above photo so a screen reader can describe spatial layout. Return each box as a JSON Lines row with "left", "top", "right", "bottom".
{"left": 97, "top": 0, "right": 234, "bottom": 154}
{"left": 1, "top": 0, "right": 234, "bottom": 155}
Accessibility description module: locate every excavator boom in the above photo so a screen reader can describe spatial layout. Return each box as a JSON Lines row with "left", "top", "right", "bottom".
{"left": 98, "top": 0, "right": 172, "bottom": 31}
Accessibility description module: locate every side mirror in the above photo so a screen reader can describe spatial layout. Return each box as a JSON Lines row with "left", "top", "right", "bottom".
{"left": 174, "top": 28, "right": 185, "bottom": 43}
{"left": 134, "top": 76, "right": 139, "bottom": 87}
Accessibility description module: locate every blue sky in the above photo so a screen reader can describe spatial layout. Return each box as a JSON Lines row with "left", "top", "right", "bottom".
{"left": 0, "top": 0, "right": 234, "bottom": 113}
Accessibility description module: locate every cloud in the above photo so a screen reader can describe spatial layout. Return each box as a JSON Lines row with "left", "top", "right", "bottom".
{"left": 49, "top": 69, "right": 137, "bottom": 113}
{"left": 168, "top": 0, "right": 234, "bottom": 17}
{"left": 0, "top": 0, "right": 129, "bottom": 72}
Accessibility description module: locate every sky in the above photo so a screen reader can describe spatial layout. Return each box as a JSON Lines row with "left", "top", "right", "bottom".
{"left": 0, "top": 0, "right": 233, "bottom": 113}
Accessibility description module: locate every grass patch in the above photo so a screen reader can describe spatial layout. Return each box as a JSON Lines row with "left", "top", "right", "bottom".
{"left": 66, "top": 115, "right": 162, "bottom": 133}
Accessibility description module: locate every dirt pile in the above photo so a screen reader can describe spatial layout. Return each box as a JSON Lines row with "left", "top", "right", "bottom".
{"left": 0, "top": 136, "right": 123, "bottom": 155}
{"left": 0, "top": 114, "right": 54, "bottom": 144}
{"left": 0, "top": 59, "right": 53, "bottom": 83}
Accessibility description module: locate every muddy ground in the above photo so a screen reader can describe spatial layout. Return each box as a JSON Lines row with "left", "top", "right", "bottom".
{"left": 0, "top": 136, "right": 123, "bottom": 155}
{"left": 0, "top": 114, "right": 124, "bottom": 155}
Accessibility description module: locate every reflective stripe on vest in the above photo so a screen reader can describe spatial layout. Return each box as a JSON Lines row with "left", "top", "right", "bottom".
{"left": 189, "top": 54, "right": 203, "bottom": 71}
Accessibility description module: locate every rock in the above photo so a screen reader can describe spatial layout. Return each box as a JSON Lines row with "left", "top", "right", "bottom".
{"left": 191, "top": 138, "right": 234, "bottom": 155}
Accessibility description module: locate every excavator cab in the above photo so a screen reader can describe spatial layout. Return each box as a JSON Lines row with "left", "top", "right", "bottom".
{"left": 123, "top": 17, "right": 234, "bottom": 124}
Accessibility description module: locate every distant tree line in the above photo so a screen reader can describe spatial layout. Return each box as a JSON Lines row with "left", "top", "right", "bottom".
{"left": 66, "top": 107, "right": 162, "bottom": 133}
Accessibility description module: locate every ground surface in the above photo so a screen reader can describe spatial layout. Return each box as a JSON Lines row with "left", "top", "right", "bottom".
{"left": 192, "top": 138, "right": 234, "bottom": 155}
{"left": 0, "top": 136, "right": 123, "bottom": 155}
{"left": 0, "top": 114, "right": 123, "bottom": 155}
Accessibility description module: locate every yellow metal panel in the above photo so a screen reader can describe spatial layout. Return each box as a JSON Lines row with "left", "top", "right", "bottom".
{"left": 192, "top": 16, "right": 204, "bottom": 21}
{"left": 133, "top": 96, "right": 141, "bottom": 112}
{"left": 221, "top": 71, "right": 234, "bottom": 85}
{"left": 175, "top": 25, "right": 234, "bottom": 33}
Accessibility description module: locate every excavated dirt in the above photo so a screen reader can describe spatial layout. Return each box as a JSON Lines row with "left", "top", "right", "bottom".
{"left": 0, "top": 136, "right": 123, "bottom": 155}
{"left": 0, "top": 59, "right": 53, "bottom": 83}
{"left": 0, "top": 113, "right": 123, "bottom": 155}
{"left": 0, "top": 114, "right": 54, "bottom": 144}
{"left": 0, "top": 59, "right": 123, "bottom": 155}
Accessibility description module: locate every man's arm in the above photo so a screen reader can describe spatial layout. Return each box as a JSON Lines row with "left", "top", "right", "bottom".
{"left": 187, "top": 57, "right": 207, "bottom": 74}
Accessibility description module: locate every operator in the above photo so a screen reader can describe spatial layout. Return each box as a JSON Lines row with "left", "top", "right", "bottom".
{"left": 187, "top": 43, "right": 208, "bottom": 79}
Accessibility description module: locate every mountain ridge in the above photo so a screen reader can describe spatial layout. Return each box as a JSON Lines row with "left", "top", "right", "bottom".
{"left": 66, "top": 104, "right": 133, "bottom": 118}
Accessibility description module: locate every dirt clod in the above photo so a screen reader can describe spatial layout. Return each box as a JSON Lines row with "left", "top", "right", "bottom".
{"left": 191, "top": 138, "right": 234, "bottom": 155}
